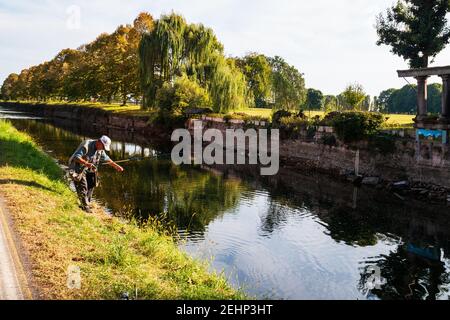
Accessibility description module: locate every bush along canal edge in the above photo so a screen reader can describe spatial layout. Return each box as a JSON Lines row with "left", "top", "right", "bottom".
{"left": 0, "top": 119, "right": 246, "bottom": 300}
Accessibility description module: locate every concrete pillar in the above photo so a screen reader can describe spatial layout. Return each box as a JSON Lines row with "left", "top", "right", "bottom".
{"left": 415, "top": 76, "right": 428, "bottom": 121}
{"left": 440, "top": 74, "right": 450, "bottom": 122}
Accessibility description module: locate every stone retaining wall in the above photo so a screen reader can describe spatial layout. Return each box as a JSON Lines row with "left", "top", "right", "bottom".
{"left": 189, "top": 117, "right": 450, "bottom": 188}
{"left": 1, "top": 102, "right": 169, "bottom": 139}
{"left": 3, "top": 102, "right": 450, "bottom": 188}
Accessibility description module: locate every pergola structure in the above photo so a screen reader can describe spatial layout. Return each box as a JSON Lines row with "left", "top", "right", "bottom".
{"left": 397, "top": 66, "right": 450, "bottom": 129}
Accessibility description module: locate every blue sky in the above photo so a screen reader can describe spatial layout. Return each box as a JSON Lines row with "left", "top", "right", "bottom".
{"left": 1, "top": 0, "right": 449, "bottom": 96}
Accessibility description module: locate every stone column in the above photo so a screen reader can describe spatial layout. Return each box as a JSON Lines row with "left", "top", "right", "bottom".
{"left": 415, "top": 76, "right": 428, "bottom": 121}
{"left": 440, "top": 74, "right": 450, "bottom": 122}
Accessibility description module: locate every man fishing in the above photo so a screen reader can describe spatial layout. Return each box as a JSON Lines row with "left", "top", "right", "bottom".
{"left": 68, "top": 135, "right": 124, "bottom": 212}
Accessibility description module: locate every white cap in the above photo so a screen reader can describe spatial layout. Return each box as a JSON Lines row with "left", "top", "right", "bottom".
{"left": 99, "top": 135, "right": 111, "bottom": 151}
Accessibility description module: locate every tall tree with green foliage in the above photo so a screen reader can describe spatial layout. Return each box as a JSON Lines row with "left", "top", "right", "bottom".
{"left": 377, "top": 84, "right": 442, "bottom": 113}
{"left": 340, "top": 83, "right": 367, "bottom": 110}
{"left": 268, "top": 56, "right": 306, "bottom": 111}
{"left": 235, "top": 53, "right": 272, "bottom": 107}
{"left": 376, "top": 0, "right": 450, "bottom": 68}
{"left": 376, "top": 88, "right": 397, "bottom": 113}
{"left": 305, "top": 88, "right": 324, "bottom": 110}
{"left": 139, "top": 13, "right": 248, "bottom": 112}
{"left": 323, "top": 95, "right": 339, "bottom": 112}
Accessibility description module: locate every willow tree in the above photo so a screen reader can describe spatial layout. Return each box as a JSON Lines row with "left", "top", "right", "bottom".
{"left": 139, "top": 13, "right": 249, "bottom": 112}
{"left": 140, "top": 14, "right": 188, "bottom": 109}
{"left": 208, "top": 55, "right": 249, "bottom": 112}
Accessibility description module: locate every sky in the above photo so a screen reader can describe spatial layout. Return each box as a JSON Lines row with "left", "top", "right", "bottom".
{"left": 1, "top": 0, "right": 449, "bottom": 97}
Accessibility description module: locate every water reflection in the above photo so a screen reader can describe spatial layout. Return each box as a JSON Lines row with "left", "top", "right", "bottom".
{"left": 360, "top": 244, "right": 449, "bottom": 300}
{"left": 0, "top": 108, "right": 43, "bottom": 120}
{"left": 1, "top": 105, "right": 449, "bottom": 300}
{"left": 7, "top": 117, "right": 243, "bottom": 233}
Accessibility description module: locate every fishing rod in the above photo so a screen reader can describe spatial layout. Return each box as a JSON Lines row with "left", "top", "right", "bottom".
{"left": 101, "top": 152, "right": 172, "bottom": 165}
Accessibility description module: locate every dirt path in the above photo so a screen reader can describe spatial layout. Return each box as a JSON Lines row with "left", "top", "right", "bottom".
{"left": 0, "top": 196, "right": 31, "bottom": 300}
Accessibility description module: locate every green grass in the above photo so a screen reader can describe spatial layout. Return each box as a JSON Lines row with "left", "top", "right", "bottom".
{"left": 239, "top": 108, "right": 272, "bottom": 119}
{"left": 238, "top": 108, "right": 415, "bottom": 128}
{"left": 239, "top": 108, "right": 414, "bottom": 126}
{"left": 3, "top": 100, "right": 415, "bottom": 128}
{"left": 381, "top": 114, "right": 415, "bottom": 129}
{"left": 4, "top": 100, "right": 156, "bottom": 117}
{"left": 0, "top": 120, "right": 245, "bottom": 300}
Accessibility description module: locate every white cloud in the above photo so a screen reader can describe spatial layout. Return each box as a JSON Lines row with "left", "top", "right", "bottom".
{"left": 0, "top": 0, "right": 448, "bottom": 96}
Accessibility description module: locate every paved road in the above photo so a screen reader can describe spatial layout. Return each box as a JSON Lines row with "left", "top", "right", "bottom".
{"left": 0, "top": 197, "right": 29, "bottom": 300}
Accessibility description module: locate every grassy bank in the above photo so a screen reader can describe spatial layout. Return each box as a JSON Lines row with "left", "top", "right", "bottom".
{"left": 237, "top": 108, "right": 415, "bottom": 128}
{"left": 0, "top": 120, "right": 244, "bottom": 300}
{"left": 2, "top": 100, "right": 156, "bottom": 117}
{"left": 2, "top": 100, "right": 415, "bottom": 128}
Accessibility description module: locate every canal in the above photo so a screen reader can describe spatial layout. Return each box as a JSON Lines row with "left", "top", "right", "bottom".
{"left": 1, "top": 105, "right": 449, "bottom": 300}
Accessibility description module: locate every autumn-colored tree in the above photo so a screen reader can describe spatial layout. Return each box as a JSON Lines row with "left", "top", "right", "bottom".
{"left": 0, "top": 12, "right": 156, "bottom": 104}
{"left": 1, "top": 11, "right": 299, "bottom": 115}
{"left": 0, "top": 73, "right": 19, "bottom": 100}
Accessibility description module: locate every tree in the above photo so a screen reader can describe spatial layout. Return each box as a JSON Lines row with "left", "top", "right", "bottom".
{"left": 133, "top": 12, "right": 154, "bottom": 34}
{"left": 323, "top": 95, "right": 339, "bottom": 112}
{"left": 390, "top": 85, "right": 417, "bottom": 113}
{"left": 305, "top": 88, "right": 324, "bottom": 110}
{"left": 1, "top": 73, "right": 19, "bottom": 100}
{"left": 340, "top": 83, "right": 367, "bottom": 110}
{"left": 361, "top": 95, "right": 372, "bottom": 111}
{"left": 156, "top": 74, "right": 211, "bottom": 115}
{"left": 427, "top": 83, "right": 442, "bottom": 113}
{"left": 378, "top": 84, "right": 442, "bottom": 114}
{"left": 376, "top": 0, "right": 450, "bottom": 68}
{"left": 139, "top": 13, "right": 249, "bottom": 112}
{"left": 268, "top": 56, "right": 306, "bottom": 111}
{"left": 15, "top": 69, "right": 32, "bottom": 100}
{"left": 125, "top": 13, "right": 155, "bottom": 104}
{"left": 208, "top": 55, "right": 249, "bottom": 113}
{"left": 235, "top": 53, "right": 272, "bottom": 107}
{"left": 62, "top": 49, "right": 88, "bottom": 101}
{"left": 377, "top": 88, "right": 397, "bottom": 112}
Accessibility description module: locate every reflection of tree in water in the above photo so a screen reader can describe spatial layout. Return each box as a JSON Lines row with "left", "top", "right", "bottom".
{"left": 359, "top": 245, "right": 450, "bottom": 300}
{"left": 259, "top": 201, "right": 292, "bottom": 236}
{"left": 244, "top": 168, "right": 450, "bottom": 299}
{"left": 324, "top": 207, "right": 380, "bottom": 247}
{"left": 258, "top": 183, "right": 318, "bottom": 235}
{"left": 258, "top": 188, "right": 381, "bottom": 246}
{"left": 97, "top": 160, "right": 244, "bottom": 232}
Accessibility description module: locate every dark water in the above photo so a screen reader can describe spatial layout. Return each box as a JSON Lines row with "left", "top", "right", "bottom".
{"left": 1, "top": 105, "right": 450, "bottom": 300}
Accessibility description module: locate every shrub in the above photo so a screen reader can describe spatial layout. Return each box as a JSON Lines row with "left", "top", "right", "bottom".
{"left": 272, "top": 109, "right": 292, "bottom": 124}
{"left": 322, "top": 111, "right": 385, "bottom": 142}
{"left": 276, "top": 115, "right": 312, "bottom": 139}
{"left": 156, "top": 75, "right": 211, "bottom": 116}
